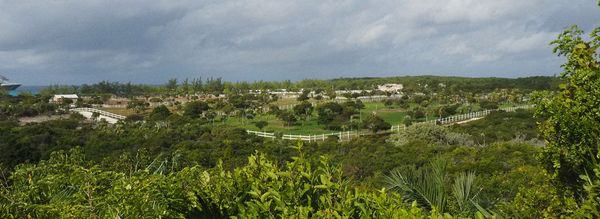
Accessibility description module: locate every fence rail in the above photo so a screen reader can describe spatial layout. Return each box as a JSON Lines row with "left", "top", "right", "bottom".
{"left": 72, "top": 108, "right": 127, "bottom": 120}
{"left": 435, "top": 104, "right": 534, "bottom": 125}
{"left": 247, "top": 104, "right": 535, "bottom": 142}
{"left": 247, "top": 130, "right": 360, "bottom": 142}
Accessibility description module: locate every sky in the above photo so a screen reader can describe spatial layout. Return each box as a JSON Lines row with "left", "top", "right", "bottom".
{"left": 1, "top": 0, "right": 599, "bottom": 85}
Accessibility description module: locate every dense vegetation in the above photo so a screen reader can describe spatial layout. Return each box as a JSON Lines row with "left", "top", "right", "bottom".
{"left": 449, "top": 110, "right": 540, "bottom": 144}
{"left": 0, "top": 106, "right": 548, "bottom": 217}
{"left": 1, "top": 2, "right": 600, "bottom": 217}
{"left": 40, "top": 75, "right": 559, "bottom": 97}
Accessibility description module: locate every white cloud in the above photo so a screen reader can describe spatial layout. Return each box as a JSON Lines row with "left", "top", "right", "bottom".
{"left": 346, "top": 23, "right": 388, "bottom": 45}
{"left": 496, "top": 32, "right": 558, "bottom": 53}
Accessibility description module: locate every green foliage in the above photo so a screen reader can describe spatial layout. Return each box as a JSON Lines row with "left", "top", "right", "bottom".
{"left": 393, "top": 123, "right": 473, "bottom": 146}
{"left": 506, "top": 181, "right": 577, "bottom": 218}
{"left": 183, "top": 101, "right": 210, "bottom": 118}
{"left": 578, "top": 162, "right": 600, "bottom": 217}
{"left": 125, "top": 113, "right": 145, "bottom": 122}
{"left": 254, "top": 120, "right": 268, "bottom": 130}
{"left": 166, "top": 78, "right": 178, "bottom": 91}
{"left": 409, "top": 107, "right": 426, "bottom": 120}
{"left": 0, "top": 94, "right": 56, "bottom": 118}
{"left": 385, "top": 159, "right": 449, "bottom": 212}
{"left": 126, "top": 99, "right": 149, "bottom": 113}
{"left": 538, "top": 22, "right": 600, "bottom": 196}
{"left": 276, "top": 110, "right": 297, "bottom": 126}
{"left": 403, "top": 115, "right": 413, "bottom": 126}
{"left": 148, "top": 105, "right": 171, "bottom": 121}
{"left": 316, "top": 102, "right": 343, "bottom": 125}
{"left": 297, "top": 89, "right": 310, "bottom": 101}
{"left": 293, "top": 101, "right": 313, "bottom": 121}
{"left": 362, "top": 114, "right": 391, "bottom": 133}
{"left": 0, "top": 147, "right": 428, "bottom": 218}
{"left": 451, "top": 171, "right": 479, "bottom": 214}
{"left": 478, "top": 100, "right": 498, "bottom": 110}
{"left": 385, "top": 159, "right": 482, "bottom": 216}
{"left": 46, "top": 81, "right": 159, "bottom": 97}
{"left": 450, "top": 110, "right": 539, "bottom": 144}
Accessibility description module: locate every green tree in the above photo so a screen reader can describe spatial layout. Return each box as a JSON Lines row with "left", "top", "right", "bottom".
{"left": 326, "top": 89, "right": 337, "bottom": 100}
{"left": 363, "top": 114, "right": 391, "bottom": 133}
{"left": 297, "top": 89, "right": 310, "bottom": 101}
{"left": 479, "top": 100, "right": 498, "bottom": 110}
{"left": 411, "top": 107, "right": 426, "bottom": 120}
{"left": 183, "top": 101, "right": 210, "bottom": 118}
{"left": 166, "top": 78, "right": 178, "bottom": 91}
{"left": 91, "top": 112, "right": 100, "bottom": 120}
{"left": 254, "top": 120, "right": 268, "bottom": 130}
{"left": 148, "top": 105, "right": 171, "bottom": 121}
{"left": 384, "top": 99, "right": 394, "bottom": 108}
{"left": 277, "top": 110, "right": 297, "bottom": 126}
{"left": 268, "top": 105, "right": 280, "bottom": 117}
{"left": 127, "top": 99, "right": 149, "bottom": 113}
{"left": 403, "top": 115, "right": 413, "bottom": 126}
{"left": 317, "top": 102, "right": 344, "bottom": 125}
{"left": 537, "top": 23, "right": 600, "bottom": 198}
{"left": 293, "top": 101, "right": 313, "bottom": 124}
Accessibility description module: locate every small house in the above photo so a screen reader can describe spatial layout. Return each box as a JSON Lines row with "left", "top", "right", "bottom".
{"left": 51, "top": 94, "right": 79, "bottom": 104}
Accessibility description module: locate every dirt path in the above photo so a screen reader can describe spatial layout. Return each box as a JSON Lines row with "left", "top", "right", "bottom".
{"left": 454, "top": 117, "right": 484, "bottom": 125}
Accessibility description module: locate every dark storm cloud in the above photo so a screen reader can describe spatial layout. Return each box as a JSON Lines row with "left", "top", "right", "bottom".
{"left": 0, "top": 0, "right": 599, "bottom": 85}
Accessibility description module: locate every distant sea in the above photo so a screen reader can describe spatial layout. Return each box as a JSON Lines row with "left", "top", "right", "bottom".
{"left": 8, "top": 86, "right": 45, "bottom": 96}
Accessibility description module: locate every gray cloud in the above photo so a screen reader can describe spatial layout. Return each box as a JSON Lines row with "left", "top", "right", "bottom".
{"left": 0, "top": 0, "right": 598, "bottom": 85}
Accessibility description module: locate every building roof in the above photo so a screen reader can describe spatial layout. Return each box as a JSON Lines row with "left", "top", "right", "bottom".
{"left": 53, "top": 94, "right": 79, "bottom": 99}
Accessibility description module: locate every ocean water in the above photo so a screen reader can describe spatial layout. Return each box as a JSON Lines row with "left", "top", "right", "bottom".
{"left": 8, "top": 86, "right": 43, "bottom": 96}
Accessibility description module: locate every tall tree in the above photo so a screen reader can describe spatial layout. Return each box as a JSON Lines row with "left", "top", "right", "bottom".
{"left": 537, "top": 23, "right": 600, "bottom": 198}
{"left": 149, "top": 105, "right": 171, "bottom": 121}
{"left": 293, "top": 101, "right": 313, "bottom": 124}
{"left": 166, "top": 78, "right": 178, "bottom": 92}
{"left": 183, "top": 101, "right": 210, "bottom": 118}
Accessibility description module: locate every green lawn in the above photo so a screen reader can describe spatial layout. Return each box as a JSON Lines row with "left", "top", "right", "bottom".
{"left": 120, "top": 99, "right": 522, "bottom": 135}
{"left": 231, "top": 101, "right": 409, "bottom": 134}
{"left": 360, "top": 102, "right": 407, "bottom": 125}
{"left": 223, "top": 114, "right": 332, "bottom": 135}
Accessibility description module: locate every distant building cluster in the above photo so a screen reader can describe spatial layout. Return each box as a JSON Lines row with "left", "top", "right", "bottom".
{"left": 377, "top": 83, "right": 403, "bottom": 93}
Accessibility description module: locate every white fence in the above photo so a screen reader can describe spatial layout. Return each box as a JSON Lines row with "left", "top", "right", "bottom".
{"left": 247, "top": 104, "right": 535, "bottom": 142}
{"left": 72, "top": 108, "right": 126, "bottom": 120}
{"left": 246, "top": 130, "right": 276, "bottom": 139}
{"left": 247, "top": 130, "right": 360, "bottom": 142}
{"left": 435, "top": 104, "right": 534, "bottom": 125}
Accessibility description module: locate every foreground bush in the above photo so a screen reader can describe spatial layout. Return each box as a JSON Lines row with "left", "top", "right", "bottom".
{"left": 0, "top": 147, "right": 429, "bottom": 218}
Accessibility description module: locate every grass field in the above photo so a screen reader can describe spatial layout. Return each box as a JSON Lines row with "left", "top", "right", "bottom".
{"left": 223, "top": 114, "right": 331, "bottom": 135}
{"left": 101, "top": 101, "right": 409, "bottom": 134}
{"left": 98, "top": 100, "right": 528, "bottom": 135}
{"left": 235, "top": 101, "right": 408, "bottom": 134}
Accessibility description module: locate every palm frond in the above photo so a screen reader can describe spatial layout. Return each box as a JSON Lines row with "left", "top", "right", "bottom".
{"left": 451, "top": 171, "right": 478, "bottom": 213}
{"left": 384, "top": 159, "right": 448, "bottom": 213}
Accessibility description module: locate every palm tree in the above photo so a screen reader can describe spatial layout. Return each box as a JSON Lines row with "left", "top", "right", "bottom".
{"left": 384, "top": 159, "right": 482, "bottom": 215}
{"left": 385, "top": 159, "right": 448, "bottom": 213}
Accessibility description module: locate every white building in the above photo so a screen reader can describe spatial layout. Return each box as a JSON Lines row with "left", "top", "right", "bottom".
{"left": 51, "top": 94, "right": 79, "bottom": 104}
{"left": 377, "top": 84, "right": 404, "bottom": 93}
